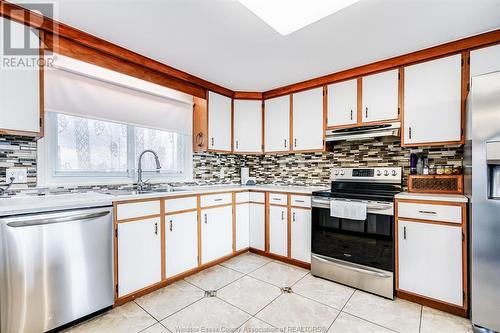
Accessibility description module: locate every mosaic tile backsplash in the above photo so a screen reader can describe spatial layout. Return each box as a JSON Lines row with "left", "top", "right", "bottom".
{"left": 0, "top": 136, "right": 37, "bottom": 186}
{"left": 1, "top": 135, "right": 463, "bottom": 190}
{"left": 244, "top": 137, "right": 464, "bottom": 188}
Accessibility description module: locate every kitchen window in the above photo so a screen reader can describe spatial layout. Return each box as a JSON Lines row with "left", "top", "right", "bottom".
{"left": 38, "top": 54, "right": 193, "bottom": 186}
{"left": 41, "top": 112, "right": 192, "bottom": 185}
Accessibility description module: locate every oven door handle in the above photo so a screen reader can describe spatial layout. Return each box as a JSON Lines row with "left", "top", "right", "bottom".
{"left": 312, "top": 255, "right": 392, "bottom": 278}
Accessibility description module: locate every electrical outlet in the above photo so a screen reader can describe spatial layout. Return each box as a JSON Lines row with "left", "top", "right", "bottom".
{"left": 6, "top": 168, "right": 28, "bottom": 184}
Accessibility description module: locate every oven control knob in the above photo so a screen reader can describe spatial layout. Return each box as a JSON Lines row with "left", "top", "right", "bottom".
{"left": 391, "top": 170, "right": 397, "bottom": 176}
{"left": 384, "top": 170, "right": 389, "bottom": 176}
{"left": 333, "top": 170, "right": 339, "bottom": 176}
{"left": 376, "top": 170, "right": 382, "bottom": 176}
{"left": 340, "top": 170, "right": 345, "bottom": 176}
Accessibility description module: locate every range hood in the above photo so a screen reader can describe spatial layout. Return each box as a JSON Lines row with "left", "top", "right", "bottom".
{"left": 326, "top": 122, "right": 401, "bottom": 142}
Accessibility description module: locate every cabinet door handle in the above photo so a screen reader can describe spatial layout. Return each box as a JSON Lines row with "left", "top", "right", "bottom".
{"left": 284, "top": 139, "right": 287, "bottom": 148}
{"left": 403, "top": 226, "right": 407, "bottom": 240}
{"left": 281, "top": 210, "right": 284, "bottom": 220}
{"left": 214, "top": 198, "right": 223, "bottom": 202}
{"left": 294, "top": 138, "right": 297, "bottom": 148}
{"left": 418, "top": 210, "right": 437, "bottom": 215}
{"left": 154, "top": 222, "right": 158, "bottom": 235}
{"left": 350, "top": 110, "right": 353, "bottom": 120}
{"left": 211, "top": 137, "right": 214, "bottom": 146}
{"left": 409, "top": 127, "right": 412, "bottom": 139}
{"left": 365, "top": 107, "right": 368, "bottom": 118}
{"left": 295, "top": 200, "right": 305, "bottom": 203}
{"left": 204, "top": 214, "right": 208, "bottom": 224}
{"left": 236, "top": 140, "right": 239, "bottom": 149}
{"left": 169, "top": 220, "right": 173, "bottom": 231}
{"left": 293, "top": 212, "right": 296, "bottom": 222}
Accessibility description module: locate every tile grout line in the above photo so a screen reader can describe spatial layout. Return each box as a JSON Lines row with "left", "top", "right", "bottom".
{"left": 418, "top": 305, "right": 423, "bottom": 333}
{"left": 133, "top": 300, "right": 163, "bottom": 332}
{"left": 339, "top": 291, "right": 406, "bottom": 333}
{"left": 325, "top": 287, "right": 357, "bottom": 332}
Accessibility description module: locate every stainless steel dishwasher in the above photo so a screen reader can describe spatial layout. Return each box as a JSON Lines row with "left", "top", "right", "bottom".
{"left": 0, "top": 206, "right": 114, "bottom": 333}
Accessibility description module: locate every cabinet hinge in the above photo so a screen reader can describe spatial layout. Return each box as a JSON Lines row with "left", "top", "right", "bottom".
{"left": 398, "top": 72, "right": 401, "bottom": 80}
{"left": 115, "top": 284, "right": 119, "bottom": 295}
{"left": 398, "top": 107, "right": 401, "bottom": 115}
{"left": 462, "top": 232, "right": 465, "bottom": 241}
{"left": 115, "top": 228, "right": 118, "bottom": 238}
{"left": 463, "top": 291, "right": 466, "bottom": 301}
{"left": 461, "top": 58, "right": 464, "bottom": 66}
{"left": 467, "top": 83, "right": 470, "bottom": 92}
{"left": 40, "top": 118, "right": 43, "bottom": 127}
{"left": 467, "top": 56, "right": 470, "bottom": 65}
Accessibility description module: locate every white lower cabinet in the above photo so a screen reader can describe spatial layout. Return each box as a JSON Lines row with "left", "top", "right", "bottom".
{"left": 117, "top": 218, "right": 162, "bottom": 297}
{"left": 398, "top": 220, "right": 463, "bottom": 306}
{"left": 269, "top": 205, "right": 288, "bottom": 257}
{"left": 291, "top": 208, "right": 311, "bottom": 263}
{"left": 249, "top": 203, "right": 265, "bottom": 251}
{"left": 165, "top": 212, "right": 198, "bottom": 278}
{"left": 201, "top": 206, "right": 233, "bottom": 264}
{"left": 235, "top": 203, "right": 250, "bottom": 251}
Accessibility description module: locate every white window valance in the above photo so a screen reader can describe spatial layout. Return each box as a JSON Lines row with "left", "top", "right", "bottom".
{"left": 44, "top": 54, "right": 193, "bottom": 135}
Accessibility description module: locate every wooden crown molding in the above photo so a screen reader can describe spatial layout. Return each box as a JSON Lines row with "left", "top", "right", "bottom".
{"left": 263, "top": 29, "right": 500, "bottom": 99}
{"left": 0, "top": 0, "right": 232, "bottom": 99}
{"left": 2, "top": 1, "right": 500, "bottom": 101}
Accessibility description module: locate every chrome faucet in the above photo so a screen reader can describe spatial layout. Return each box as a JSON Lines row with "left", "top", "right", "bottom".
{"left": 137, "top": 150, "right": 162, "bottom": 191}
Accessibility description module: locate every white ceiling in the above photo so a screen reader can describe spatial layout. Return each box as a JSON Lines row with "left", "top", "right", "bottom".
{"left": 12, "top": 0, "right": 500, "bottom": 91}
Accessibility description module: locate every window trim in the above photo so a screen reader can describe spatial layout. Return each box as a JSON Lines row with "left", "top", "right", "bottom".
{"left": 37, "top": 112, "right": 193, "bottom": 187}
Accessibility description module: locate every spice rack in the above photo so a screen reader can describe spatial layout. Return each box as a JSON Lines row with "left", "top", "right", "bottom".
{"left": 408, "top": 175, "right": 464, "bottom": 194}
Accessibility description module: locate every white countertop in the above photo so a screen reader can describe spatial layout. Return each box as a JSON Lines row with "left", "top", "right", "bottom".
{"left": 0, "top": 184, "right": 327, "bottom": 217}
{"left": 395, "top": 192, "right": 468, "bottom": 203}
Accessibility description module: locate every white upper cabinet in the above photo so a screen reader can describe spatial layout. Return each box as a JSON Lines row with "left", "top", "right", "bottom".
{"left": 362, "top": 69, "right": 399, "bottom": 123}
{"left": 0, "top": 17, "right": 41, "bottom": 134}
{"left": 233, "top": 100, "right": 262, "bottom": 153}
{"left": 403, "top": 54, "right": 462, "bottom": 145}
{"left": 292, "top": 87, "right": 324, "bottom": 151}
{"left": 165, "top": 212, "right": 198, "bottom": 278}
{"left": 327, "top": 79, "right": 357, "bottom": 127}
{"left": 264, "top": 95, "right": 290, "bottom": 152}
{"left": 398, "top": 220, "right": 463, "bottom": 306}
{"left": 470, "top": 44, "right": 500, "bottom": 77}
{"left": 208, "top": 91, "right": 232, "bottom": 151}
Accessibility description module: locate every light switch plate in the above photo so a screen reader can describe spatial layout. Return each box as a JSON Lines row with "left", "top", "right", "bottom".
{"left": 6, "top": 168, "right": 28, "bottom": 184}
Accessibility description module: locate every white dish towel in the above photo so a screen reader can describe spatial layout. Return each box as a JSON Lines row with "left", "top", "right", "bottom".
{"left": 330, "top": 200, "right": 367, "bottom": 220}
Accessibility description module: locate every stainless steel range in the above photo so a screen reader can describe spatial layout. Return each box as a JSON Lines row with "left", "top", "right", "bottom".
{"left": 311, "top": 167, "right": 402, "bottom": 299}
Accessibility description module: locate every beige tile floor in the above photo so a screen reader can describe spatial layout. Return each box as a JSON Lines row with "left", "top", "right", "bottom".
{"left": 64, "top": 253, "right": 473, "bottom": 333}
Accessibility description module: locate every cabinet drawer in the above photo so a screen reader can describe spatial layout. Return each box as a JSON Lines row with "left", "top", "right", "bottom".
{"left": 201, "top": 193, "right": 232, "bottom": 207}
{"left": 116, "top": 200, "right": 160, "bottom": 220}
{"left": 290, "top": 195, "right": 311, "bottom": 208}
{"left": 165, "top": 196, "right": 197, "bottom": 213}
{"left": 269, "top": 193, "right": 288, "bottom": 205}
{"left": 398, "top": 202, "right": 462, "bottom": 224}
{"left": 235, "top": 191, "right": 250, "bottom": 203}
{"left": 249, "top": 192, "right": 265, "bottom": 203}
